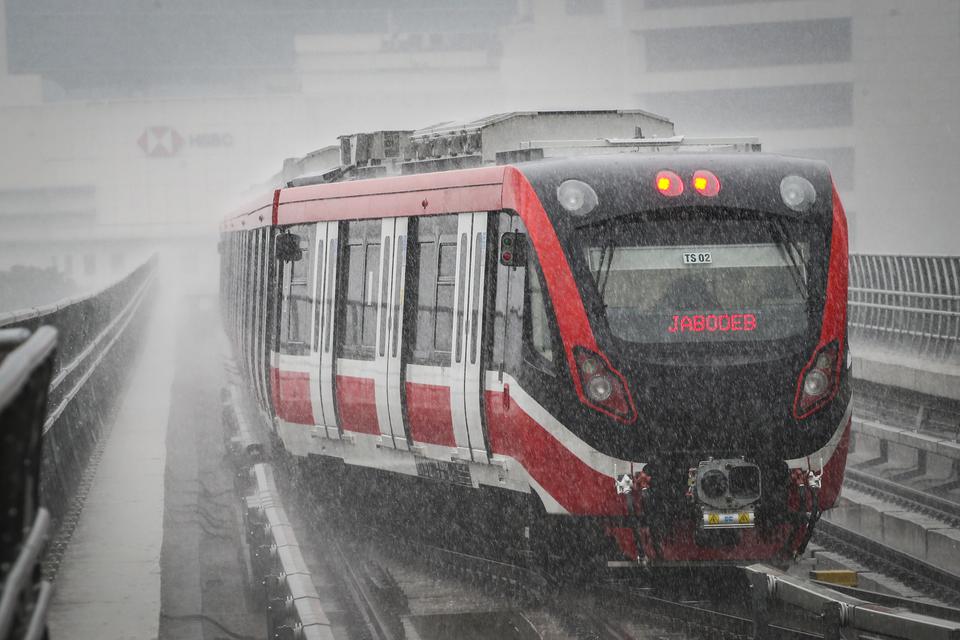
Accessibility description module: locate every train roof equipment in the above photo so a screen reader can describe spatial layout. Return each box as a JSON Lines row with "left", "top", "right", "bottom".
{"left": 277, "top": 109, "right": 761, "bottom": 188}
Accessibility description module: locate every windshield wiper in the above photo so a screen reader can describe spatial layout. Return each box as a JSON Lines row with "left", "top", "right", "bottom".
{"left": 768, "top": 216, "right": 809, "bottom": 300}
{"left": 593, "top": 236, "right": 616, "bottom": 307}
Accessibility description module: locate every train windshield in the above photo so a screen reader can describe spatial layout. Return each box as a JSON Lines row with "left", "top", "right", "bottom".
{"left": 581, "top": 216, "right": 811, "bottom": 344}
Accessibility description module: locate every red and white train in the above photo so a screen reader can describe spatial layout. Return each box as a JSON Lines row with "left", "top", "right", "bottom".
{"left": 221, "top": 113, "right": 851, "bottom": 569}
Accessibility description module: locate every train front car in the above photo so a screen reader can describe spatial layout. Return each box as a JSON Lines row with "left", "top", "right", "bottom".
{"left": 501, "top": 154, "right": 850, "bottom": 566}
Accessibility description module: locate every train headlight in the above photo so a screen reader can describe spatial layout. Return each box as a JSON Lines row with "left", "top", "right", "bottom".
{"left": 586, "top": 374, "right": 613, "bottom": 402}
{"left": 557, "top": 180, "right": 599, "bottom": 216}
{"left": 780, "top": 175, "right": 816, "bottom": 213}
{"left": 573, "top": 347, "right": 637, "bottom": 423}
{"left": 794, "top": 340, "right": 840, "bottom": 418}
{"left": 802, "top": 370, "right": 829, "bottom": 397}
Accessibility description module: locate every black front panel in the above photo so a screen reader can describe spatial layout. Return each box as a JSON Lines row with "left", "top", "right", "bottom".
{"left": 512, "top": 154, "right": 848, "bottom": 464}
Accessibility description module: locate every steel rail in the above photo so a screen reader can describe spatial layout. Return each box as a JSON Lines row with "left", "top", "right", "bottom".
{"left": 814, "top": 519, "right": 960, "bottom": 605}
{"left": 328, "top": 539, "right": 397, "bottom": 640}
{"left": 389, "top": 534, "right": 824, "bottom": 639}
{"left": 603, "top": 583, "right": 820, "bottom": 640}
{"left": 844, "top": 468, "right": 960, "bottom": 527}
{"left": 811, "top": 581, "right": 960, "bottom": 624}
{"left": 746, "top": 563, "right": 960, "bottom": 640}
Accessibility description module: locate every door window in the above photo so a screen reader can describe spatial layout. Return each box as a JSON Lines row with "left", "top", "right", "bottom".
{"left": 339, "top": 219, "right": 381, "bottom": 360}
{"left": 524, "top": 242, "right": 557, "bottom": 374}
{"left": 409, "top": 214, "right": 458, "bottom": 365}
{"left": 278, "top": 224, "right": 316, "bottom": 356}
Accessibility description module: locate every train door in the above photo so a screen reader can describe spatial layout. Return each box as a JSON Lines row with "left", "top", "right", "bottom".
{"left": 257, "top": 228, "right": 273, "bottom": 414}
{"left": 255, "top": 229, "right": 271, "bottom": 411}
{"left": 250, "top": 230, "right": 263, "bottom": 408}
{"left": 273, "top": 225, "right": 316, "bottom": 426}
{"left": 335, "top": 219, "right": 382, "bottom": 437}
{"left": 403, "top": 213, "right": 490, "bottom": 462}
{"left": 372, "top": 218, "right": 410, "bottom": 449}
{"left": 450, "top": 213, "right": 490, "bottom": 462}
{"left": 312, "top": 221, "right": 340, "bottom": 438}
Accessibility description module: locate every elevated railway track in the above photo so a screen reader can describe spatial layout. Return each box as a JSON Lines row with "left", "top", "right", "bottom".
{"left": 1, "top": 249, "right": 959, "bottom": 639}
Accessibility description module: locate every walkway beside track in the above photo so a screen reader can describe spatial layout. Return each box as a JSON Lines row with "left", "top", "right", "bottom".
{"left": 853, "top": 342, "right": 960, "bottom": 401}
{"left": 46, "top": 293, "right": 177, "bottom": 638}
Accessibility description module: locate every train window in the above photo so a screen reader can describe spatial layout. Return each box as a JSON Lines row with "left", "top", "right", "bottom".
{"left": 490, "top": 212, "right": 525, "bottom": 373}
{"left": 580, "top": 219, "right": 813, "bottom": 344}
{"left": 255, "top": 229, "right": 267, "bottom": 406}
{"left": 313, "top": 240, "right": 325, "bottom": 350}
{"left": 324, "top": 238, "right": 336, "bottom": 353}
{"left": 409, "top": 214, "right": 457, "bottom": 365}
{"left": 455, "top": 233, "right": 468, "bottom": 363}
{"left": 362, "top": 243, "right": 381, "bottom": 348}
{"left": 524, "top": 248, "right": 556, "bottom": 373}
{"left": 435, "top": 242, "right": 456, "bottom": 354}
{"left": 279, "top": 225, "right": 315, "bottom": 356}
{"left": 469, "top": 233, "right": 485, "bottom": 364}
{"left": 343, "top": 243, "right": 365, "bottom": 350}
{"left": 391, "top": 237, "right": 405, "bottom": 358}
{"left": 379, "top": 238, "right": 391, "bottom": 356}
{"left": 413, "top": 236, "right": 438, "bottom": 357}
{"left": 251, "top": 232, "right": 260, "bottom": 396}
{"left": 340, "top": 219, "right": 381, "bottom": 360}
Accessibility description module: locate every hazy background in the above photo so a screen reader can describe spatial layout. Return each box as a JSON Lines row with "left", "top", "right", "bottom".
{"left": 1, "top": 0, "right": 958, "bottom": 308}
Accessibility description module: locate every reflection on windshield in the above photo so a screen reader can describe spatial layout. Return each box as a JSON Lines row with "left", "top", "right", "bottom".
{"left": 586, "top": 242, "right": 809, "bottom": 343}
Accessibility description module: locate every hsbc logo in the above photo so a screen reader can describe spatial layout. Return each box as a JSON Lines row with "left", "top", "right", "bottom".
{"left": 138, "top": 127, "right": 234, "bottom": 157}
{"left": 138, "top": 126, "right": 184, "bottom": 157}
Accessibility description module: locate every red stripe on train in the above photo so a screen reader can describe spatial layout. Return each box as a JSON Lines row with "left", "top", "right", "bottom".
{"left": 821, "top": 186, "right": 849, "bottom": 347}
{"left": 336, "top": 375, "right": 379, "bottom": 435}
{"left": 277, "top": 165, "right": 507, "bottom": 224}
{"left": 501, "top": 167, "right": 637, "bottom": 421}
{"left": 406, "top": 382, "right": 456, "bottom": 447}
{"left": 270, "top": 367, "right": 313, "bottom": 424}
{"left": 501, "top": 168, "right": 598, "bottom": 374}
{"left": 484, "top": 389, "right": 626, "bottom": 516}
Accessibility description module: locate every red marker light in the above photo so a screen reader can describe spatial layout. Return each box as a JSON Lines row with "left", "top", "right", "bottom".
{"left": 692, "top": 170, "right": 721, "bottom": 197}
{"left": 655, "top": 170, "right": 683, "bottom": 197}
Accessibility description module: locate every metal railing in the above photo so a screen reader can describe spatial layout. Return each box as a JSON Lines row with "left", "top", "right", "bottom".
{"left": 746, "top": 564, "right": 960, "bottom": 639}
{"left": 0, "top": 327, "right": 57, "bottom": 640}
{"left": 0, "top": 256, "right": 157, "bottom": 575}
{"left": 849, "top": 254, "right": 960, "bottom": 360}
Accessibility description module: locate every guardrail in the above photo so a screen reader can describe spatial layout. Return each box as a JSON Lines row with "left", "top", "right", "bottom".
{"left": 849, "top": 254, "right": 960, "bottom": 360}
{"left": 0, "top": 327, "right": 57, "bottom": 640}
{"left": 244, "top": 463, "right": 336, "bottom": 640}
{"left": 222, "top": 380, "right": 335, "bottom": 640}
{"left": 746, "top": 564, "right": 960, "bottom": 639}
{"left": 0, "top": 256, "right": 157, "bottom": 576}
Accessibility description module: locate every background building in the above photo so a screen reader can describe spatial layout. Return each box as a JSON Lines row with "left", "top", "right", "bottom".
{"left": 1, "top": 0, "right": 957, "bottom": 302}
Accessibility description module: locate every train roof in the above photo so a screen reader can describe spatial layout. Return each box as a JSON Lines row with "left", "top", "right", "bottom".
{"left": 222, "top": 152, "right": 833, "bottom": 233}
